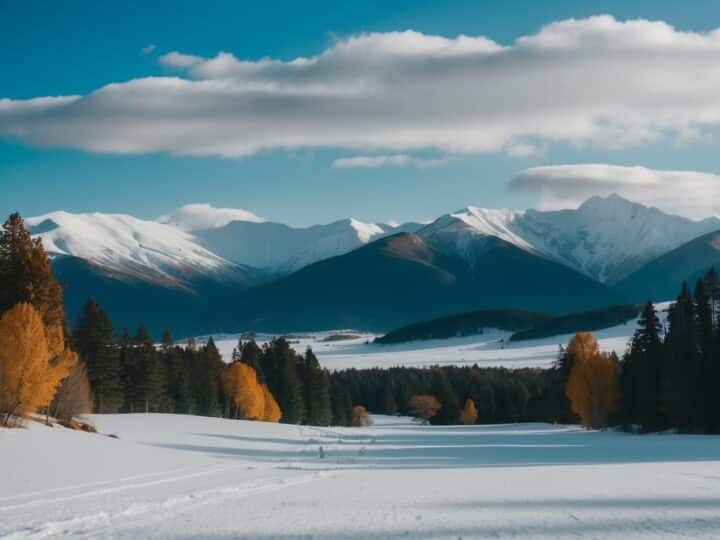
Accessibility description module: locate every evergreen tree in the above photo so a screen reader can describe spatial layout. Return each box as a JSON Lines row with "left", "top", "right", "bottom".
{"left": 239, "top": 340, "right": 265, "bottom": 382}
{"left": 277, "top": 341, "right": 306, "bottom": 424}
{"left": 429, "top": 368, "right": 460, "bottom": 425}
{"left": 663, "top": 283, "right": 698, "bottom": 431}
{"left": 303, "top": 348, "right": 332, "bottom": 426}
{"left": 161, "top": 330, "right": 174, "bottom": 353}
{"left": 621, "top": 301, "right": 664, "bottom": 430}
{"left": 193, "top": 338, "right": 224, "bottom": 416}
{"left": 72, "top": 299, "right": 122, "bottom": 413}
{"left": 0, "top": 213, "right": 65, "bottom": 327}
{"left": 381, "top": 377, "right": 398, "bottom": 415}
{"left": 330, "top": 378, "right": 353, "bottom": 427}
{"left": 695, "top": 277, "right": 719, "bottom": 431}
{"left": 132, "top": 325, "right": 165, "bottom": 413}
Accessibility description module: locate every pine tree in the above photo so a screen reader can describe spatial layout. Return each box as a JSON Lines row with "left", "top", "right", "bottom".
{"left": 161, "top": 330, "right": 174, "bottom": 353}
{"left": 429, "top": 368, "right": 460, "bottom": 425}
{"left": 381, "top": 377, "right": 398, "bottom": 415}
{"left": 73, "top": 299, "right": 122, "bottom": 413}
{"left": 621, "top": 301, "right": 664, "bottom": 431}
{"left": 695, "top": 278, "right": 718, "bottom": 431}
{"left": 0, "top": 213, "right": 65, "bottom": 327}
{"left": 193, "top": 338, "right": 224, "bottom": 416}
{"left": 239, "top": 340, "right": 265, "bottom": 382}
{"left": 302, "top": 348, "right": 332, "bottom": 426}
{"left": 262, "top": 339, "right": 305, "bottom": 424}
{"left": 663, "top": 283, "right": 699, "bottom": 431}
{"left": 330, "top": 379, "right": 353, "bottom": 426}
{"left": 130, "top": 325, "right": 165, "bottom": 413}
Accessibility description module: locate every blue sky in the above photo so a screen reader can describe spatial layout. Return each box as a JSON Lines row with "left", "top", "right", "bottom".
{"left": 2, "top": 0, "right": 720, "bottom": 225}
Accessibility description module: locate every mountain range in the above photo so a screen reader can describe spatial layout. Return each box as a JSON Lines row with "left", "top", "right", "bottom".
{"left": 23, "top": 195, "right": 720, "bottom": 335}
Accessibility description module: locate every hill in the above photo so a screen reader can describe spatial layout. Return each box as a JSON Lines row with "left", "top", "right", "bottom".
{"left": 613, "top": 230, "right": 720, "bottom": 303}
{"left": 236, "top": 232, "right": 619, "bottom": 332}
{"left": 375, "top": 309, "right": 553, "bottom": 344}
{"left": 509, "top": 304, "right": 641, "bottom": 342}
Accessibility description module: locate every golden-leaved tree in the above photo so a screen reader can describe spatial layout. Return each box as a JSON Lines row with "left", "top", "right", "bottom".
{"left": 565, "top": 332, "right": 621, "bottom": 428}
{"left": 0, "top": 303, "right": 76, "bottom": 425}
{"left": 459, "top": 398, "right": 478, "bottom": 425}
{"left": 261, "top": 383, "right": 282, "bottom": 423}
{"left": 222, "top": 362, "right": 267, "bottom": 420}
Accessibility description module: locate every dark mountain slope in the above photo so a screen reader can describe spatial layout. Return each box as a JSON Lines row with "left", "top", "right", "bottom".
{"left": 614, "top": 230, "right": 720, "bottom": 302}
{"left": 53, "top": 255, "right": 257, "bottom": 337}
{"left": 236, "top": 233, "right": 620, "bottom": 333}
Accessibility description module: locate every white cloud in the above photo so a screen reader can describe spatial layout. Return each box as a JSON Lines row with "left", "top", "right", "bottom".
{"left": 157, "top": 203, "right": 264, "bottom": 231}
{"left": 4, "top": 16, "right": 720, "bottom": 157}
{"left": 141, "top": 44, "right": 156, "bottom": 55}
{"left": 159, "top": 51, "right": 204, "bottom": 68}
{"left": 510, "top": 164, "right": 720, "bottom": 219}
{"left": 332, "top": 154, "right": 449, "bottom": 169}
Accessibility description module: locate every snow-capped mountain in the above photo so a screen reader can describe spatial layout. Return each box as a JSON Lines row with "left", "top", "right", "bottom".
{"left": 190, "top": 216, "right": 424, "bottom": 274}
{"left": 420, "top": 195, "right": 720, "bottom": 284}
{"left": 26, "top": 211, "right": 251, "bottom": 289}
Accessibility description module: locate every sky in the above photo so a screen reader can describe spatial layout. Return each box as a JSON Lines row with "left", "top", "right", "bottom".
{"left": 2, "top": 0, "right": 720, "bottom": 226}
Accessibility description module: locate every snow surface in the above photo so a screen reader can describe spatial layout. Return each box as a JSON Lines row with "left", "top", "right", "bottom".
{"left": 157, "top": 203, "right": 265, "bottom": 231}
{"left": 207, "top": 304, "right": 672, "bottom": 371}
{"left": 3, "top": 413, "right": 720, "bottom": 538}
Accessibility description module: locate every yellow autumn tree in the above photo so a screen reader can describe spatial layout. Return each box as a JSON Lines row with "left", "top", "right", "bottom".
{"left": 0, "top": 303, "right": 74, "bottom": 425}
{"left": 459, "top": 398, "right": 478, "bottom": 425}
{"left": 222, "top": 362, "right": 265, "bottom": 420}
{"left": 260, "top": 384, "right": 282, "bottom": 423}
{"left": 37, "top": 321, "right": 79, "bottom": 423}
{"left": 565, "top": 333, "right": 621, "bottom": 429}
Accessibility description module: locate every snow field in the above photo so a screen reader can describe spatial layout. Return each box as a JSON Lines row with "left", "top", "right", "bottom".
{"left": 3, "top": 413, "right": 720, "bottom": 538}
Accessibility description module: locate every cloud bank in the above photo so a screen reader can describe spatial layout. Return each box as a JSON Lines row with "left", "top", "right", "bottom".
{"left": 511, "top": 164, "right": 720, "bottom": 219}
{"left": 3, "top": 16, "right": 720, "bottom": 157}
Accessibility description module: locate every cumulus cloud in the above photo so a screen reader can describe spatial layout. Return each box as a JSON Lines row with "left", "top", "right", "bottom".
{"left": 157, "top": 203, "right": 264, "bottom": 231}
{"left": 3, "top": 16, "right": 720, "bottom": 157}
{"left": 511, "top": 164, "right": 720, "bottom": 219}
{"left": 332, "top": 154, "right": 449, "bottom": 168}
{"left": 141, "top": 44, "right": 156, "bottom": 55}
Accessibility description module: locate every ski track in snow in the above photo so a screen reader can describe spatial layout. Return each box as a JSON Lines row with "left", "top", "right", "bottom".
{"left": 4, "top": 471, "right": 330, "bottom": 539}
{"left": 4, "top": 413, "right": 720, "bottom": 539}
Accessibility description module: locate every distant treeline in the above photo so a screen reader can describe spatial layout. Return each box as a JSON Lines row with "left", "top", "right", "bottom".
{"left": 510, "top": 304, "right": 640, "bottom": 341}
{"left": 375, "top": 309, "right": 552, "bottom": 344}
{"left": 375, "top": 305, "right": 641, "bottom": 345}
{"left": 73, "top": 299, "right": 337, "bottom": 426}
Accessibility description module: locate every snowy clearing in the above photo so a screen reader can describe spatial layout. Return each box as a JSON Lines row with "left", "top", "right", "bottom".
{"left": 207, "top": 316, "right": 641, "bottom": 371}
{"left": 3, "top": 413, "right": 720, "bottom": 538}
{"left": 205, "top": 303, "right": 672, "bottom": 371}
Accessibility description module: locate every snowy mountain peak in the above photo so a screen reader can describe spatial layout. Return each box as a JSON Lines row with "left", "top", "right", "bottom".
{"left": 26, "top": 211, "right": 242, "bottom": 288}
{"left": 157, "top": 203, "right": 264, "bottom": 232}
{"left": 348, "top": 218, "right": 386, "bottom": 242}
{"left": 422, "top": 205, "right": 534, "bottom": 254}
{"left": 420, "top": 197, "right": 720, "bottom": 284}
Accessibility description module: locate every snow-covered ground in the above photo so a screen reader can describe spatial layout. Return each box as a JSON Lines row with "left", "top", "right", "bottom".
{"left": 207, "top": 304, "right": 671, "bottom": 371}
{"left": 3, "top": 414, "right": 720, "bottom": 538}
